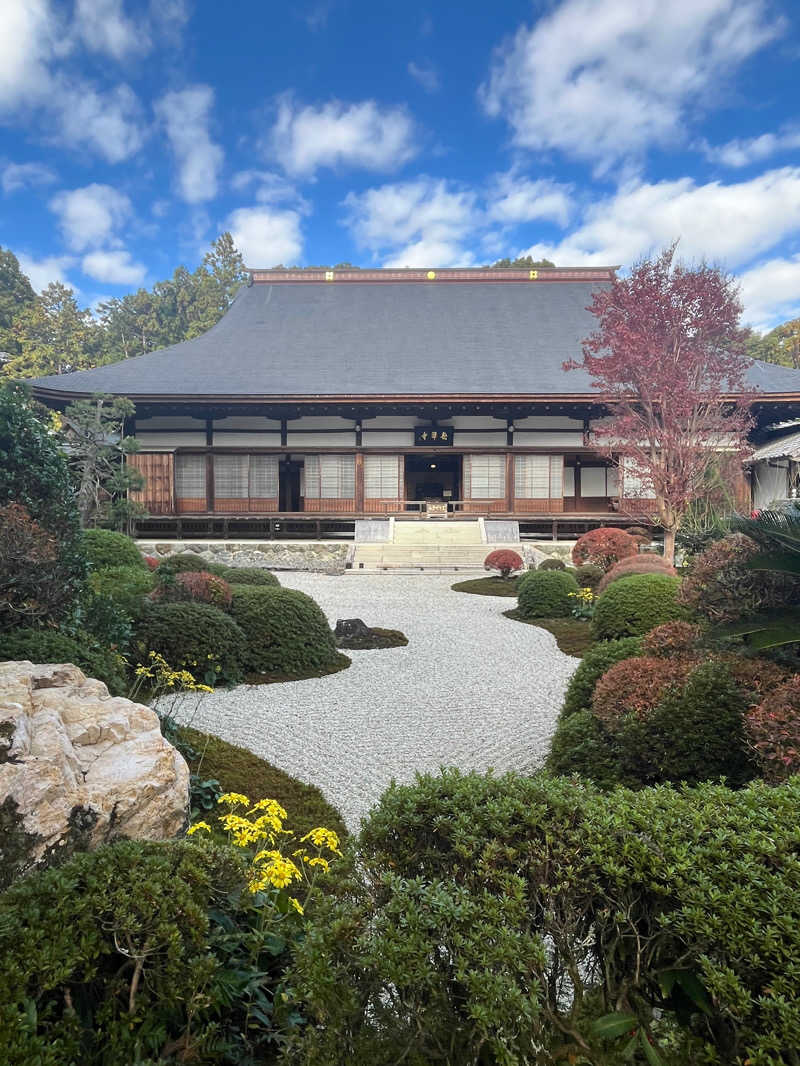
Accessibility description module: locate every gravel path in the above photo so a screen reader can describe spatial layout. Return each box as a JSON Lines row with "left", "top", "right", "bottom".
{"left": 174, "top": 573, "right": 579, "bottom": 831}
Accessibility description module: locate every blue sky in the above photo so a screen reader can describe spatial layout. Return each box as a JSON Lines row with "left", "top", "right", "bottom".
{"left": 1, "top": 0, "right": 799, "bottom": 330}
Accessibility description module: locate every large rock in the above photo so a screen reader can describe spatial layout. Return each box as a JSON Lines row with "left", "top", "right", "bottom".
{"left": 0, "top": 661, "right": 189, "bottom": 880}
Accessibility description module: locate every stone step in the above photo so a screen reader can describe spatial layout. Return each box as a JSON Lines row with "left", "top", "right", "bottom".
{"left": 352, "top": 542, "right": 524, "bottom": 569}
{"left": 391, "top": 519, "right": 484, "bottom": 546}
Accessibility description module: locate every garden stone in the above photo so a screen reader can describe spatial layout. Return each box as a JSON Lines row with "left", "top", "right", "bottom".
{"left": 0, "top": 661, "right": 189, "bottom": 877}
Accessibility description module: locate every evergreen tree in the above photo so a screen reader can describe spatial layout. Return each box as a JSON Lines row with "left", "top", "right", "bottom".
{"left": 7, "top": 283, "right": 102, "bottom": 377}
{"left": 0, "top": 247, "right": 35, "bottom": 363}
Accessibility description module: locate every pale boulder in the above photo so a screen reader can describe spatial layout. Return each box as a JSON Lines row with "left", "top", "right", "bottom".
{"left": 0, "top": 661, "right": 189, "bottom": 871}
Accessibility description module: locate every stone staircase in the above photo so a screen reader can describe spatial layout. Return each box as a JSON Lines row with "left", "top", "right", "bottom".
{"left": 350, "top": 518, "right": 529, "bottom": 572}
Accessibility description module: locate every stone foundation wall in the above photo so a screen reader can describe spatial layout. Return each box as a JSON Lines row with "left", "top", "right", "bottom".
{"left": 138, "top": 540, "right": 351, "bottom": 574}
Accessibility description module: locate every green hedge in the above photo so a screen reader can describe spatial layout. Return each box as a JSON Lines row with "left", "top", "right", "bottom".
{"left": 133, "top": 601, "right": 245, "bottom": 683}
{"left": 286, "top": 770, "right": 800, "bottom": 1066}
{"left": 0, "top": 628, "right": 128, "bottom": 695}
{"left": 220, "top": 566, "right": 280, "bottom": 586}
{"left": 88, "top": 565, "right": 154, "bottom": 619}
{"left": 81, "top": 529, "right": 145, "bottom": 571}
{"left": 559, "top": 635, "right": 642, "bottom": 717}
{"left": 157, "top": 552, "right": 228, "bottom": 577}
{"left": 592, "top": 573, "right": 685, "bottom": 639}
{"left": 517, "top": 569, "right": 578, "bottom": 618}
{"left": 228, "top": 586, "right": 340, "bottom": 676}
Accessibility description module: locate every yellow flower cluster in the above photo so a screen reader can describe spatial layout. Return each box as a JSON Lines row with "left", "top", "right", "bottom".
{"left": 569, "top": 587, "right": 596, "bottom": 604}
{"left": 133, "top": 651, "right": 213, "bottom": 692}
{"left": 249, "top": 849, "right": 302, "bottom": 891}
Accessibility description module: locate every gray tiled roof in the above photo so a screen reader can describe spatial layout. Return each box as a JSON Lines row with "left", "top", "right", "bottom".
{"left": 32, "top": 277, "right": 800, "bottom": 398}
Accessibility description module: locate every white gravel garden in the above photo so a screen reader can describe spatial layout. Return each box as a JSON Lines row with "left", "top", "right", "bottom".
{"left": 174, "top": 572, "right": 579, "bottom": 830}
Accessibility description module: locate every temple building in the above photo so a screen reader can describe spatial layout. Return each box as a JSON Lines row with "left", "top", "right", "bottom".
{"left": 31, "top": 266, "right": 800, "bottom": 540}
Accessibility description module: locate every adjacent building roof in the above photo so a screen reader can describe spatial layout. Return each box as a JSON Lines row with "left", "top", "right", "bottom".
{"left": 31, "top": 267, "right": 800, "bottom": 402}
{"left": 751, "top": 430, "right": 800, "bottom": 462}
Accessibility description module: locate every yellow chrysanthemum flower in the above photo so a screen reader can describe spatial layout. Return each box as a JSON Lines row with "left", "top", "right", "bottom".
{"left": 187, "top": 821, "right": 211, "bottom": 835}
{"left": 301, "top": 827, "right": 342, "bottom": 855}
{"left": 289, "top": 897, "right": 304, "bottom": 916}
{"left": 218, "top": 792, "right": 250, "bottom": 807}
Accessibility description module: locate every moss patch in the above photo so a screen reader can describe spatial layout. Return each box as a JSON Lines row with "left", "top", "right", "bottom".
{"left": 178, "top": 726, "right": 347, "bottom": 840}
{"left": 451, "top": 576, "right": 521, "bottom": 597}
{"left": 503, "top": 610, "right": 596, "bottom": 657}
{"left": 244, "top": 651, "right": 351, "bottom": 686}
{"left": 337, "top": 627, "right": 408, "bottom": 650}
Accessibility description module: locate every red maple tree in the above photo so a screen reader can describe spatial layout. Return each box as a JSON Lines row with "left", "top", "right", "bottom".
{"left": 566, "top": 245, "right": 753, "bottom": 563}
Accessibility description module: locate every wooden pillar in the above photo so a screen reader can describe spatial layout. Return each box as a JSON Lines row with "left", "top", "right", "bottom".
{"left": 505, "top": 452, "right": 514, "bottom": 513}
{"left": 205, "top": 453, "right": 214, "bottom": 513}
{"left": 355, "top": 451, "right": 365, "bottom": 513}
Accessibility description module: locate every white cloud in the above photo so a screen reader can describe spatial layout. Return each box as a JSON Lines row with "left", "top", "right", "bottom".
{"left": 408, "top": 61, "right": 440, "bottom": 93}
{"left": 270, "top": 96, "right": 418, "bottom": 178}
{"left": 73, "top": 0, "right": 146, "bottom": 60}
{"left": 155, "top": 86, "right": 224, "bottom": 203}
{"left": 49, "top": 183, "right": 132, "bottom": 251}
{"left": 1, "top": 161, "right": 56, "bottom": 193}
{"left": 480, "top": 0, "right": 780, "bottom": 171}
{"left": 487, "top": 170, "right": 572, "bottom": 227}
{"left": 226, "top": 205, "right": 304, "bottom": 266}
{"left": 343, "top": 177, "right": 479, "bottom": 266}
{"left": 16, "top": 252, "right": 76, "bottom": 292}
{"left": 518, "top": 168, "right": 800, "bottom": 271}
{"left": 738, "top": 255, "right": 800, "bottom": 332}
{"left": 81, "top": 248, "right": 147, "bottom": 284}
{"left": 231, "top": 169, "right": 311, "bottom": 212}
{"left": 702, "top": 127, "right": 800, "bottom": 168}
{"left": 0, "top": 0, "right": 59, "bottom": 110}
{"left": 53, "top": 82, "right": 145, "bottom": 163}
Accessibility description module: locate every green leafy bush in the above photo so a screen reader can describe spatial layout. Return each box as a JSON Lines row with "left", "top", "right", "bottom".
{"left": 219, "top": 566, "right": 280, "bottom": 586}
{"left": 545, "top": 709, "right": 621, "bottom": 787}
{"left": 0, "top": 628, "right": 128, "bottom": 695}
{"left": 745, "top": 675, "right": 800, "bottom": 783}
{"left": 595, "top": 552, "right": 676, "bottom": 594}
{"left": 538, "top": 557, "right": 566, "bottom": 571}
{"left": 228, "top": 586, "right": 341, "bottom": 676}
{"left": 88, "top": 565, "right": 154, "bottom": 618}
{"left": 287, "top": 769, "right": 800, "bottom": 1066}
{"left": 517, "top": 569, "right": 578, "bottom": 618}
{"left": 81, "top": 528, "right": 145, "bottom": 571}
{"left": 573, "top": 563, "right": 604, "bottom": 590}
{"left": 559, "top": 635, "right": 642, "bottom": 717}
{"left": 154, "top": 570, "right": 233, "bottom": 609}
{"left": 157, "top": 553, "right": 228, "bottom": 577}
{"left": 133, "top": 601, "right": 245, "bottom": 683}
{"left": 592, "top": 573, "right": 685, "bottom": 639}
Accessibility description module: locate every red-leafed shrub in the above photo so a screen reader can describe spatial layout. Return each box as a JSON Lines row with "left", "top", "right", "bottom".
{"left": 591, "top": 655, "right": 694, "bottom": 727}
{"left": 144, "top": 555, "right": 159, "bottom": 570}
{"left": 484, "top": 549, "right": 524, "bottom": 578}
{"left": 745, "top": 676, "right": 800, "bottom": 783}
{"left": 723, "top": 656, "right": 789, "bottom": 699}
{"left": 678, "top": 533, "right": 799, "bottom": 624}
{"left": 153, "top": 570, "right": 233, "bottom": 609}
{"left": 641, "top": 621, "right": 703, "bottom": 658}
{"left": 572, "top": 527, "right": 638, "bottom": 571}
{"left": 0, "top": 502, "right": 75, "bottom": 628}
{"left": 596, "top": 554, "right": 676, "bottom": 595}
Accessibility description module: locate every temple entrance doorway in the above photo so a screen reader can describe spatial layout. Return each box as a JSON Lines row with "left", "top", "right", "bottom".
{"left": 279, "top": 458, "right": 302, "bottom": 511}
{"left": 404, "top": 453, "right": 461, "bottom": 508}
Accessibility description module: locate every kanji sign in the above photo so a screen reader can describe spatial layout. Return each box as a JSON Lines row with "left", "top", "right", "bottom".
{"left": 414, "top": 426, "right": 454, "bottom": 447}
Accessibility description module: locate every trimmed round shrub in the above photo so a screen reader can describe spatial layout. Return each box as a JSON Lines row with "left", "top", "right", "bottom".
{"left": 228, "top": 586, "right": 340, "bottom": 676}
{"left": 560, "top": 636, "right": 642, "bottom": 717}
{"left": 545, "top": 710, "right": 620, "bottom": 787}
{"left": 81, "top": 528, "right": 144, "bottom": 571}
{"left": 483, "top": 548, "right": 524, "bottom": 578}
{"left": 678, "top": 532, "right": 799, "bottom": 624}
{"left": 134, "top": 601, "right": 245, "bottom": 683}
{"left": 157, "top": 552, "right": 226, "bottom": 577}
{"left": 723, "top": 655, "right": 789, "bottom": 700}
{"left": 592, "top": 573, "right": 685, "bottom": 640}
{"left": 573, "top": 563, "right": 604, "bottom": 591}
{"left": 745, "top": 675, "right": 800, "bottom": 783}
{"left": 517, "top": 569, "right": 578, "bottom": 619}
{"left": 595, "top": 553, "right": 676, "bottom": 595}
{"left": 218, "top": 566, "right": 280, "bottom": 587}
{"left": 572, "top": 527, "right": 638, "bottom": 571}
{"left": 641, "top": 620, "right": 703, "bottom": 658}
{"left": 0, "top": 628, "right": 128, "bottom": 695}
{"left": 591, "top": 654, "right": 695, "bottom": 727}
{"left": 538, "top": 557, "right": 566, "bottom": 571}
{"left": 154, "top": 570, "right": 233, "bottom": 609}
{"left": 88, "top": 565, "right": 154, "bottom": 618}
{"left": 626, "top": 525, "right": 653, "bottom": 544}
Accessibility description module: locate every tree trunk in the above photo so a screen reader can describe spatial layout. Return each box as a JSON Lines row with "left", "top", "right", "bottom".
{"left": 662, "top": 526, "right": 676, "bottom": 566}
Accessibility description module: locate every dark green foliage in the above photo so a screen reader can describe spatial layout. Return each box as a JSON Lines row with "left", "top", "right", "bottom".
{"left": 517, "top": 569, "right": 579, "bottom": 618}
{"left": 133, "top": 601, "right": 246, "bottom": 683}
{"left": 157, "top": 552, "right": 222, "bottom": 575}
{"left": 0, "top": 384, "right": 85, "bottom": 620}
{"left": 545, "top": 710, "right": 620, "bottom": 787}
{"left": 0, "top": 796, "right": 42, "bottom": 892}
{"left": 0, "top": 839, "right": 252, "bottom": 1066}
{"left": 0, "top": 628, "right": 128, "bottom": 695}
{"left": 219, "top": 566, "right": 280, "bottom": 586}
{"left": 287, "top": 770, "right": 800, "bottom": 1066}
{"left": 574, "top": 562, "right": 604, "bottom": 590}
{"left": 538, "top": 557, "right": 567, "bottom": 571}
{"left": 88, "top": 565, "right": 154, "bottom": 618}
{"left": 451, "top": 575, "right": 519, "bottom": 596}
{"left": 81, "top": 528, "right": 145, "bottom": 571}
{"left": 228, "top": 586, "right": 340, "bottom": 676}
{"left": 592, "top": 573, "right": 685, "bottom": 639}
{"left": 560, "top": 636, "right": 642, "bottom": 716}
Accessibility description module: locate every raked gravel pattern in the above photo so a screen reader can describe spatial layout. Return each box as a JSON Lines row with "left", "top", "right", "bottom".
{"left": 173, "top": 573, "right": 579, "bottom": 831}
